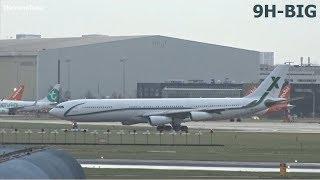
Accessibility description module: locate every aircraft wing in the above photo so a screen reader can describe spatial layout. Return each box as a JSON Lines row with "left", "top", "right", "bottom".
{"left": 142, "top": 106, "right": 245, "bottom": 119}
{"left": 143, "top": 109, "right": 194, "bottom": 119}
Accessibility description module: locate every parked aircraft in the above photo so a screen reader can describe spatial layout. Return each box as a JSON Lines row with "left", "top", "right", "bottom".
{"left": 262, "top": 84, "right": 293, "bottom": 113}
{"left": 50, "top": 65, "right": 289, "bottom": 131}
{"left": 249, "top": 84, "right": 301, "bottom": 122}
{"left": 0, "top": 85, "right": 24, "bottom": 113}
{"left": 0, "top": 84, "right": 60, "bottom": 115}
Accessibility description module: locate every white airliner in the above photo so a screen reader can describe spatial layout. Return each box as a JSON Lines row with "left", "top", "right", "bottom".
{"left": 0, "top": 84, "right": 60, "bottom": 115}
{"left": 50, "top": 65, "right": 289, "bottom": 131}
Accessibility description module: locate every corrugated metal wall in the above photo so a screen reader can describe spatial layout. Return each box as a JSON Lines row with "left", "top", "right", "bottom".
{"left": 37, "top": 36, "right": 260, "bottom": 99}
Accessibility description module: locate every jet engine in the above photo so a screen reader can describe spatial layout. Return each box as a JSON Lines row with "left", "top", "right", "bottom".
{"left": 148, "top": 116, "right": 172, "bottom": 126}
{"left": 190, "top": 112, "right": 213, "bottom": 121}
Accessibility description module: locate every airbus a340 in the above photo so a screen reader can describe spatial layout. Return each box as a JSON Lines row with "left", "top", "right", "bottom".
{"left": 50, "top": 65, "right": 289, "bottom": 131}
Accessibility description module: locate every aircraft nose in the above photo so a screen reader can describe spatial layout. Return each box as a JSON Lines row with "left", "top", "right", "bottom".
{"left": 49, "top": 108, "right": 63, "bottom": 118}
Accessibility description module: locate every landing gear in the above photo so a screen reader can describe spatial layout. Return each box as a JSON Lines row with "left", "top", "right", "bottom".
{"left": 172, "top": 125, "right": 188, "bottom": 132}
{"left": 72, "top": 121, "right": 79, "bottom": 130}
{"left": 8, "top": 109, "right": 16, "bottom": 115}
{"left": 156, "top": 125, "right": 189, "bottom": 132}
{"left": 172, "top": 125, "right": 181, "bottom": 132}
{"left": 156, "top": 125, "right": 172, "bottom": 131}
{"left": 230, "top": 118, "right": 242, "bottom": 122}
{"left": 170, "top": 120, "right": 188, "bottom": 132}
{"left": 180, "top": 126, "right": 188, "bottom": 132}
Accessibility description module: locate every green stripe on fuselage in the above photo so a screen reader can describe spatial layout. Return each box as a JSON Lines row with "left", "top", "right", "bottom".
{"left": 256, "top": 92, "right": 269, "bottom": 105}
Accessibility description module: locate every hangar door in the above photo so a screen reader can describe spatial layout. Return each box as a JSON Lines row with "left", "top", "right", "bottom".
{"left": 0, "top": 56, "right": 36, "bottom": 100}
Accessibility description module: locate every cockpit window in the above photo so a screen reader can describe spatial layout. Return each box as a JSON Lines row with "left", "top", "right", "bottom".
{"left": 56, "top": 105, "right": 64, "bottom": 109}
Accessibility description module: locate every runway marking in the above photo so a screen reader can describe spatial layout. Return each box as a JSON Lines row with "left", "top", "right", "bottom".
{"left": 81, "top": 164, "right": 320, "bottom": 173}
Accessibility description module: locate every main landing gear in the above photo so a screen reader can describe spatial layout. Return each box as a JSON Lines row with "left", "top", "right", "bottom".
{"left": 156, "top": 125, "right": 172, "bottom": 131}
{"left": 156, "top": 125, "right": 189, "bottom": 132}
{"left": 230, "top": 118, "right": 242, "bottom": 122}
{"left": 8, "top": 109, "right": 16, "bottom": 115}
{"left": 68, "top": 121, "right": 87, "bottom": 132}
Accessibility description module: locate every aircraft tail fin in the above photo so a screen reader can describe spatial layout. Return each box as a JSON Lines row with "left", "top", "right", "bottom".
{"left": 8, "top": 85, "right": 25, "bottom": 100}
{"left": 39, "top": 84, "right": 60, "bottom": 103}
{"left": 245, "top": 65, "right": 289, "bottom": 100}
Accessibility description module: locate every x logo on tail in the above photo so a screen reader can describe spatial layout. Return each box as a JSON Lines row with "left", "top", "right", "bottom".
{"left": 267, "top": 76, "right": 280, "bottom": 91}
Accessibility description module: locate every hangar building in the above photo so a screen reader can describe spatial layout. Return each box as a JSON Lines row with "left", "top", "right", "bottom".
{"left": 0, "top": 34, "right": 270, "bottom": 100}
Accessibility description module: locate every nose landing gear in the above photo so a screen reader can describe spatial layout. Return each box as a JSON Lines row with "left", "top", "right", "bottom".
{"left": 72, "top": 121, "right": 79, "bottom": 130}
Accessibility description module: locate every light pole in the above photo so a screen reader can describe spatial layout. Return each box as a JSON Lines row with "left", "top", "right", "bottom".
{"left": 63, "top": 59, "right": 72, "bottom": 100}
{"left": 65, "top": 59, "right": 71, "bottom": 92}
{"left": 120, "top": 58, "right": 127, "bottom": 98}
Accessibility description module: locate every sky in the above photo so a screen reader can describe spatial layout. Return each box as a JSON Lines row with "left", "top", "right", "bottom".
{"left": 0, "top": 0, "right": 319, "bottom": 64}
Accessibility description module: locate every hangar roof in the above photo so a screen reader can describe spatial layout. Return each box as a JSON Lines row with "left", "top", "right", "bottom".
{"left": 0, "top": 34, "right": 259, "bottom": 57}
{"left": 0, "top": 35, "right": 148, "bottom": 56}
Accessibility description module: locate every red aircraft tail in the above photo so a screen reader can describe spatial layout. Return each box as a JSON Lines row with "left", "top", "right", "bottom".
{"left": 265, "top": 84, "right": 293, "bottom": 122}
{"left": 244, "top": 84, "right": 258, "bottom": 96}
{"left": 7, "top": 85, "right": 25, "bottom": 100}
{"left": 279, "top": 84, "right": 291, "bottom": 100}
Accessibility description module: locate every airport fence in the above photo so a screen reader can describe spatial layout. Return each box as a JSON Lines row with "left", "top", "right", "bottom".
{"left": 0, "top": 128, "right": 223, "bottom": 146}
